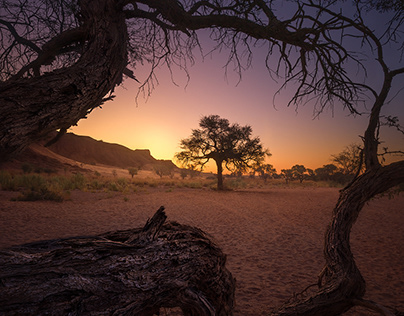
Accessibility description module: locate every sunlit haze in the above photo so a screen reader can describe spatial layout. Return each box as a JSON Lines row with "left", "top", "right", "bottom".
{"left": 71, "top": 37, "right": 403, "bottom": 173}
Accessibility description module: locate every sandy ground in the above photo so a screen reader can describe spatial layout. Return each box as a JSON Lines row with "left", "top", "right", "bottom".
{"left": 0, "top": 187, "right": 403, "bottom": 315}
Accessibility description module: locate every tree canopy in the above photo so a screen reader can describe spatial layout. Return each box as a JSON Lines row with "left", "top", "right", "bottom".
{"left": 175, "top": 115, "right": 269, "bottom": 190}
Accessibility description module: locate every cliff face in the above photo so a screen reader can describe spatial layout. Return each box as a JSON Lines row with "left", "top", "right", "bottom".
{"left": 47, "top": 133, "right": 164, "bottom": 169}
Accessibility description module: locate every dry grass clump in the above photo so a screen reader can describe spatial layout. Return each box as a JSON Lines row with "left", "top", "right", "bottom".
{"left": 0, "top": 167, "right": 345, "bottom": 203}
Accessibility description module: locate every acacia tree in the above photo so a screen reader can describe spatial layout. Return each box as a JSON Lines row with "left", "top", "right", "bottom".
{"left": 128, "top": 167, "right": 138, "bottom": 178}
{"left": 332, "top": 144, "right": 364, "bottom": 176}
{"left": 1, "top": 0, "right": 404, "bottom": 314}
{"left": 255, "top": 163, "right": 277, "bottom": 182}
{"left": 291, "top": 164, "right": 307, "bottom": 183}
{"left": 175, "top": 115, "right": 269, "bottom": 190}
{"left": 315, "top": 164, "right": 339, "bottom": 182}
{"left": 281, "top": 168, "right": 294, "bottom": 184}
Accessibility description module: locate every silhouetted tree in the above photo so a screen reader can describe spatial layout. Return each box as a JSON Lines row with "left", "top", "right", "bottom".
{"left": 291, "top": 164, "right": 307, "bottom": 183}
{"left": 175, "top": 115, "right": 269, "bottom": 190}
{"left": 332, "top": 144, "right": 364, "bottom": 176}
{"left": 280, "top": 169, "right": 293, "bottom": 184}
{"left": 306, "top": 168, "right": 315, "bottom": 180}
{"left": 255, "top": 163, "right": 277, "bottom": 183}
{"left": 315, "top": 164, "right": 338, "bottom": 181}
{"left": 1, "top": 1, "right": 404, "bottom": 314}
{"left": 284, "top": 169, "right": 293, "bottom": 180}
{"left": 128, "top": 167, "right": 138, "bottom": 178}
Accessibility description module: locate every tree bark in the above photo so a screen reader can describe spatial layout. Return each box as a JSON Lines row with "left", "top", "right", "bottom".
{"left": 272, "top": 161, "right": 404, "bottom": 315}
{"left": 0, "top": 0, "right": 128, "bottom": 162}
{"left": 216, "top": 159, "right": 224, "bottom": 190}
{"left": 0, "top": 207, "right": 235, "bottom": 316}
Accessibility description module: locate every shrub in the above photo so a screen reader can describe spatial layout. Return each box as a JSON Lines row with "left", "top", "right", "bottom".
{"left": 226, "top": 178, "right": 247, "bottom": 189}
{"left": 108, "top": 182, "right": 119, "bottom": 192}
{"left": 148, "top": 181, "right": 158, "bottom": 188}
{"left": 0, "top": 171, "right": 16, "bottom": 190}
{"left": 88, "top": 179, "right": 104, "bottom": 190}
{"left": 15, "top": 174, "right": 47, "bottom": 191}
{"left": 8, "top": 174, "right": 66, "bottom": 202}
{"left": 69, "top": 173, "right": 86, "bottom": 190}
{"left": 13, "top": 186, "right": 64, "bottom": 202}
{"left": 116, "top": 177, "right": 128, "bottom": 187}
{"left": 184, "top": 181, "right": 203, "bottom": 189}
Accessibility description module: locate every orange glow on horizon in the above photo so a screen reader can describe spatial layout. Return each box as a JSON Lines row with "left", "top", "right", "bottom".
{"left": 71, "top": 52, "right": 403, "bottom": 173}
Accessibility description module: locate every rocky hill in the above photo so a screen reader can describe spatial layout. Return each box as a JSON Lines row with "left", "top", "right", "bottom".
{"left": 2, "top": 133, "right": 176, "bottom": 174}
{"left": 47, "top": 133, "right": 175, "bottom": 170}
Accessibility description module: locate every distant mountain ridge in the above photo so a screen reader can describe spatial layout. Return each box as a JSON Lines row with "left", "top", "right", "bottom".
{"left": 48, "top": 133, "right": 174, "bottom": 169}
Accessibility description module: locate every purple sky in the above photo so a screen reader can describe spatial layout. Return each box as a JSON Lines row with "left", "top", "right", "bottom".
{"left": 71, "top": 6, "right": 403, "bottom": 173}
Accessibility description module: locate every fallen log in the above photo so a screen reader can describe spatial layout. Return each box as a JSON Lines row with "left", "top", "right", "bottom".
{"left": 0, "top": 206, "right": 235, "bottom": 315}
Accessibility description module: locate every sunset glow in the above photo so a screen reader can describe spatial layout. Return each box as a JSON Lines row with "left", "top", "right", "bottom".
{"left": 72, "top": 42, "right": 403, "bottom": 173}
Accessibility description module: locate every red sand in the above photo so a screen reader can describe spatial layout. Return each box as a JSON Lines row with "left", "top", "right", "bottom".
{"left": 0, "top": 187, "right": 403, "bottom": 315}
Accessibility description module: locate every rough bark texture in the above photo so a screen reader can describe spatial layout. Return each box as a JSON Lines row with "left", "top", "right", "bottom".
{"left": 272, "top": 161, "right": 404, "bottom": 316}
{"left": 0, "top": 0, "right": 128, "bottom": 161}
{"left": 0, "top": 207, "right": 235, "bottom": 315}
{"left": 216, "top": 159, "right": 224, "bottom": 190}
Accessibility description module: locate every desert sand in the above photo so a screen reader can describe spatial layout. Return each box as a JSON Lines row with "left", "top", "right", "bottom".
{"left": 0, "top": 187, "right": 403, "bottom": 315}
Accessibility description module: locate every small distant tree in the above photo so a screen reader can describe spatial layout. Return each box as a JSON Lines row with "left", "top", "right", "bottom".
{"left": 154, "top": 164, "right": 174, "bottom": 179}
{"left": 180, "top": 169, "right": 188, "bottom": 180}
{"left": 291, "top": 165, "right": 307, "bottom": 183}
{"left": 281, "top": 169, "right": 294, "bottom": 184}
{"left": 332, "top": 144, "right": 364, "bottom": 176}
{"left": 128, "top": 167, "right": 138, "bottom": 178}
{"left": 175, "top": 115, "right": 270, "bottom": 190}
{"left": 255, "top": 163, "right": 277, "bottom": 183}
{"left": 315, "top": 164, "right": 338, "bottom": 182}
{"left": 306, "top": 168, "right": 315, "bottom": 180}
{"left": 154, "top": 166, "right": 165, "bottom": 178}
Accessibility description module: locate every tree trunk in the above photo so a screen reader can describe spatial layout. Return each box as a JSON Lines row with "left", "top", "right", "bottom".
{"left": 0, "top": 207, "right": 235, "bottom": 316}
{"left": 0, "top": 0, "right": 128, "bottom": 162}
{"left": 272, "top": 161, "right": 404, "bottom": 315}
{"left": 216, "top": 159, "right": 224, "bottom": 190}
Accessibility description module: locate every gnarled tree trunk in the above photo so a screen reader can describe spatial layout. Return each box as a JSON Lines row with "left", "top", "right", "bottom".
{"left": 272, "top": 161, "right": 404, "bottom": 315}
{"left": 0, "top": 0, "right": 128, "bottom": 161}
{"left": 0, "top": 207, "right": 236, "bottom": 315}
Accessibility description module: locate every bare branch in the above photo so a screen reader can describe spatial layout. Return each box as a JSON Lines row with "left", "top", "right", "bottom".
{"left": 0, "top": 18, "right": 41, "bottom": 53}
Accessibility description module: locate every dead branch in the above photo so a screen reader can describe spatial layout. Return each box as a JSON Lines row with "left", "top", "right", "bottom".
{"left": 0, "top": 207, "right": 235, "bottom": 315}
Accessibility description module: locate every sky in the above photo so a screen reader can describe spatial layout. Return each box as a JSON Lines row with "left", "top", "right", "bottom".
{"left": 71, "top": 12, "right": 403, "bottom": 173}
